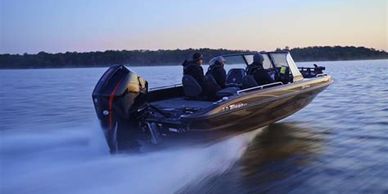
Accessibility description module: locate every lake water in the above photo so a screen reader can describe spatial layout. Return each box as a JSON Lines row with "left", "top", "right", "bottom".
{"left": 1, "top": 60, "right": 388, "bottom": 194}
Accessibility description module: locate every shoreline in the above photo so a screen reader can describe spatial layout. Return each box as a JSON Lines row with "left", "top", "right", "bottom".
{"left": 1, "top": 46, "right": 388, "bottom": 69}
{"left": 0, "top": 58, "right": 387, "bottom": 70}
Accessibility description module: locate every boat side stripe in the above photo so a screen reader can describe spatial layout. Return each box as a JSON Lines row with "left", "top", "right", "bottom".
{"left": 108, "top": 79, "right": 123, "bottom": 131}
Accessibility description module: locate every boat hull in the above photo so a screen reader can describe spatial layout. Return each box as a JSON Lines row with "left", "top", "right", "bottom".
{"left": 146, "top": 76, "right": 333, "bottom": 146}
{"left": 184, "top": 76, "right": 332, "bottom": 133}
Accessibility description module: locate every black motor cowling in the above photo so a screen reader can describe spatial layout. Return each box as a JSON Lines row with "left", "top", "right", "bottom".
{"left": 92, "top": 65, "right": 148, "bottom": 152}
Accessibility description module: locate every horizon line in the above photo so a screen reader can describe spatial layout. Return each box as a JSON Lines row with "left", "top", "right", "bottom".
{"left": 1, "top": 45, "right": 387, "bottom": 55}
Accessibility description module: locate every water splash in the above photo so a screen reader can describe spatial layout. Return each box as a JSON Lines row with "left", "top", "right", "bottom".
{"left": 0, "top": 124, "right": 261, "bottom": 194}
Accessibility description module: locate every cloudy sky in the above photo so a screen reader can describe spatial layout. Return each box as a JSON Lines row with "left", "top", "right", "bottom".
{"left": 1, "top": 0, "right": 387, "bottom": 54}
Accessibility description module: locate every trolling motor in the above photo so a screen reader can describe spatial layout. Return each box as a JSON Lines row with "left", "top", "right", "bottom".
{"left": 92, "top": 65, "right": 148, "bottom": 152}
{"left": 298, "top": 64, "right": 326, "bottom": 78}
{"left": 313, "top": 64, "right": 325, "bottom": 74}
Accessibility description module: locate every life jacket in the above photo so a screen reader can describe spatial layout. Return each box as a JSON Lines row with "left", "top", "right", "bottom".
{"left": 280, "top": 66, "right": 287, "bottom": 74}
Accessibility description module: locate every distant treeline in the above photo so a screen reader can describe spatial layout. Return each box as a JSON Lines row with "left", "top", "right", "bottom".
{"left": 0, "top": 46, "right": 387, "bottom": 69}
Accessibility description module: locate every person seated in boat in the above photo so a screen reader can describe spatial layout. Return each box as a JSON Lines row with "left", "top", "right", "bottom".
{"left": 206, "top": 56, "right": 227, "bottom": 88}
{"left": 182, "top": 52, "right": 208, "bottom": 95}
{"left": 246, "top": 53, "right": 275, "bottom": 85}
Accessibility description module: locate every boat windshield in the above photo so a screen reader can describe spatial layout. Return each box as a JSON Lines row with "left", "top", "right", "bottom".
{"left": 217, "top": 55, "right": 246, "bottom": 66}
{"left": 211, "top": 54, "right": 273, "bottom": 71}
{"left": 243, "top": 54, "right": 273, "bottom": 69}
{"left": 209, "top": 52, "right": 303, "bottom": 81}
{"left": 269, "top": 53, "right": 303, "bottom": 81}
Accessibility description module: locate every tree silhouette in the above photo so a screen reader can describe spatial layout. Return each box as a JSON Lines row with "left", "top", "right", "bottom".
{"left": 0, "top": 46, "right": 387, "bottom": 69}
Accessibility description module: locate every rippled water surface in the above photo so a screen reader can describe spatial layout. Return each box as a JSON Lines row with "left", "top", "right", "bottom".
{"left": 1, "top": 60, "right": 388, "bottom": 194}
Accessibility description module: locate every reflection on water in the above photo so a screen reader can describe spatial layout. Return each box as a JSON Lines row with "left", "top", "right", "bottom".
{"left": 238, "top": 122, "right": 326, "bottom": 194}
{"left": 179, "top": 122, "right": 325, "bottom": 194}
{"left": 240, "top": 122, "right": 323, "bottom": 178}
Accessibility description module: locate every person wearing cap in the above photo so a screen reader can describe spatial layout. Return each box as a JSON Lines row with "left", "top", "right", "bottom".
{"left": 182, "top": 52, "right": 208, "bottom": 95}
{"left": 206, "top": 56, "right": 227, "bottom": 88}
{"left": 246, "top": 53, "right": 274, "bottom": 85}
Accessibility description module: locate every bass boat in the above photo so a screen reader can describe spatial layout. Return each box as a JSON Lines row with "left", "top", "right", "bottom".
{"left": 92, "top": 52, "right": 333, "bottom": 153}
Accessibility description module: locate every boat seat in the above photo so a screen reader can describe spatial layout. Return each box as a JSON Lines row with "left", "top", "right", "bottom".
{"left": 206, "top": 74, "right": 222, "bottom": 92}
{"left": 216, "top": 87, "right": 240, "bottom": 98}
{"left": 182, "top": 75, "right": 202, "bottom": 98}
{"left": 225, "top": 68, "right": 246, "bottom": 87}
{"left": 242, "top": 75, "right": 258, "bottom": 89}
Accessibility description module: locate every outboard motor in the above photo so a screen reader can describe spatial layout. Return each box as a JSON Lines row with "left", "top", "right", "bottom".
{"left": 92, "top": 65, "right": 148, "bottom": 152}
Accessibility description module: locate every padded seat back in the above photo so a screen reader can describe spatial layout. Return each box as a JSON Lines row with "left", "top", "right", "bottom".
{"left": 242, "top": 75, "right": 258, "bottom": 89}
{"left": 182, "top": 75, "right": 202, "bottom": 98}
{"left": 205, "top": 74, "right": 222, "bottom": 92}
{"left": 226, "top": 68, "right": 246, "bottom": 86}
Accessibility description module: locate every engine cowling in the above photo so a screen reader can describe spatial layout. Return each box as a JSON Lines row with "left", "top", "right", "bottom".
{"left": 92, "top": 65, "right": 147, "bottom": 152}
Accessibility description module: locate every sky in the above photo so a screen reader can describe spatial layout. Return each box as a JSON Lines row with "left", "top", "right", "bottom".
{"left": 0, "top": 0, "right": 387, "bottom": 54}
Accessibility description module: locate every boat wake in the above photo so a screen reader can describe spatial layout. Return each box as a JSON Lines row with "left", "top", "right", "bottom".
{"left": 0, "top": 124, "right": 261, "bottom": 194}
